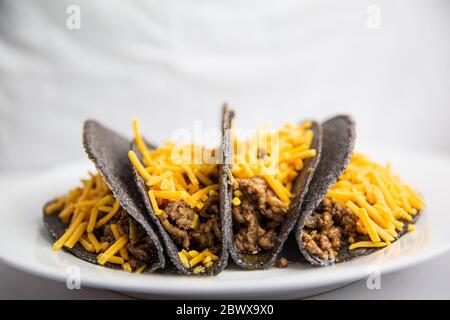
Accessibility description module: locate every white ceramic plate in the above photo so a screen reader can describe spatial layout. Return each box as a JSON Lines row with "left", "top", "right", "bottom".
{"left": 0, "top": 148, "right": 449, "bottom": 299}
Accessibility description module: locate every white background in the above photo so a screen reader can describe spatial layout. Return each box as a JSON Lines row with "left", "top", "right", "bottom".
{"left": 0, "top": 0, "right": 449, "bottom": 299}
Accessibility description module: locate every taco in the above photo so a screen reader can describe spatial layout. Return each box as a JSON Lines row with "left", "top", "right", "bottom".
{"left": 43, "top": 120, "right": 165, "bottom": 273}
{"left": 128, "top": 110, "right": 229, "bottom": 275}
{"left": 224, "top": 107, "right": 322, "bottom": 269}
{"left": 296, "top": 115, "right": 425, "bottom": 265}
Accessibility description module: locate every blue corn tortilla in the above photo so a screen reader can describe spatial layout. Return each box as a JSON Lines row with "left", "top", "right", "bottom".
{"left": 295, "top": 115, "right": 356, "bottom": 266}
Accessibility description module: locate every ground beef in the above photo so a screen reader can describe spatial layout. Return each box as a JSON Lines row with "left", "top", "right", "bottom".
{"left": 302, "top": 198, "right": 359, "bottom": 261}
{"left": 100, "top": 224, "right": 115, "bottom": 243}
{"left": 275, "top": 257, "right": 288, "bottom": 268}
{"left": 126, "top": 237, "right": 155, "bottom": 269}
{"left": 258, "top": 228, "right": 276, "bottom": 249}
{"left": 231, "top": 176, "right": 287, "bottom": 254}
{"left": 234, "top": 215, "right": 260, "bottom": 252}
{"left": 158, "top": 201, "right": 195, "bottom": 248}
{"left": 159, "top": 197, "right": 222, "bottom": 251}
{"left": 97, "top": 209, "right": 156, "bottom": 270}
{"left": 190, "top": 223, "right": 217, "bottom": 250}
{"left": 159, "top": 212, "right": 190, "bottom": 249}
{"left": 165, "top": 200, "right": 196, "bottom": 229}
{"left": 200, "top": 195, "right": 220, "bottom": 218}
{"left": 189, "top": 197, "right": 222, "bottom": 251}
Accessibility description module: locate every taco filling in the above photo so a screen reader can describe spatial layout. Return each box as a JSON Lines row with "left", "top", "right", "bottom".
{"left": 45, "top": 172, "right": 157, "bottom": 273}
{"left": 302, "top": 153, "right": 425, "bottom": 262}
{"left": 229, "top": 121, "right": 317, "bottom": 254}
{"left": 129, "top": 120, "right": 221, "bottom": 274}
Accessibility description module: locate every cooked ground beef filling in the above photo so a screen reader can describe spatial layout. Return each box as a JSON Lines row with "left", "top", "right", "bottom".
{"left": 99, "top": 209, "right": 156, "bottom": 270}
{"left": 158, "top": 196, "right": 222, "bottom": 254}
{"left": 231, "top": 176, "right": 288, "bottom": 254}
{"left": 302, "top": 198, "right": 362, "bottom": 261}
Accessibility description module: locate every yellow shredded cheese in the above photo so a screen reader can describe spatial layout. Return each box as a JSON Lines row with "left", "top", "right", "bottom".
{"left": 52, "top": 210, "right": 86, "bottom": 250}
{"left": 58, "top": 203, "right": 75, "bottom": 224}
{"left": 122, "top": 263, "right": 132, "bottom": 272}
{"left": 176, "top": 249, "right": 219, "bottom": 272}
{"left": 148, "top": 190, "right": 163, "bottom": 216}
{"left": 231, "top": 121, "right": 316, "bottom": 207}
{"left": 188, "top": 250, "right": 199, "bottom": 258}
{"left": 188, "top": 251, "right": 206, "bottom": 268}
{"left": 111, "top": 224, "right": 129, "bottom": 261}
{"left": 202, "top": 256, "right": 212, "bottom": 265}
{"left": 234, "top": 190, "right": 243, "bottom": 197}
{"left": 203, "top": 249, "right": 219, "bottom": 261}
{"left": 183, "top": 165, "right": 200, "bottom": 186}
{"left": 262, "top": 174, "right": 291, "bottom": 205}
{"left": 128, "top": 150, "right": 152, "bottom": 181}
{"left": 133, "top": 118, "right": 152, "bottom": 165}
{"left": 191, "top": 214, "right": 199, "bottom": 229}
{"left": 349, "top": 241, "right": 390, "bottom": 250}
{"left": 94, "top": 200, "right": 120, "bottom": 229}
{"left": 87, "top": 232, "right": 101, "bottom": 253}
{"left": 79, "top": 235, "right": 95, "bottom": 253}
{"left": 347, "top": 201, "right": 380, "bottom": 243}
{"left": 47, "top": 172, "right": 149, "bottom": 272}
{"left": 190, "top": 185, "right": 219, "bottom": 202}
{"left": 65, "top": 222, "right": 88, "bottom": 249}
{"left": 178, "top": 251, "right": 190, "bottom": 268}
{"left": 98, "top": 254, "right": 125, "bottom": 265}
{"left": 327, "top": 153, "right": 424, "bottom": 250}
{"left": 152, "top": 190, "right": 188, "bottom": 201}
{"left": 45, "top": 197, "right": 65, "bottom": 215}
{"left": 147, "top": 171, "right": 173, "bottom": 187}
{"left": 193, "top": 265, "right": 205, "bottom": 274}
{"left": 193, "top": 168, "right": 213, "bottom": 185}
{"left": 98, "top": 206, "right": 112, "bottom": 212}
{"left": 135, "top": 265, "right": 146, "bottom": 274}
{"left": 98, "top": 236, "right": 128, "bottom": 265}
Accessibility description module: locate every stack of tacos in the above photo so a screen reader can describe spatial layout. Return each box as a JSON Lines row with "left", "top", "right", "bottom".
{"left": 43, "top": 106, "right": 424, "bottom": 275}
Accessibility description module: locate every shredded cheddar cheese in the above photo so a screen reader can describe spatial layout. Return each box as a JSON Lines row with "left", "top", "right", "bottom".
{"left": 98, "top": 236, "right": 128, "bottom": 265}
{"left": 79, "top": 235, "right": 95, "bottom": 252}
{"left": 135, "top": 265, "right": 146, "bottom": 274}
{"left": 232, "top": 197, "right": 241, "bottom": 206}
{"left": 349, "top": 241, "right": 390, "bottom": 250}
{"left": 327, "top": 153, "right": 424, "bottom": 250}
{"left": 178, "top": 249, "right": 219, "bottom": 271}
{"left": 129, "top": 121, "right": 219, "bottom": 212}
{"left": 230, "top": 122, "right": 316, "bottom": 207}
{"left": 46, "top": 173, "right": 147, "bottom": 273}
{"left": 45, "top": 197, "right": 65, "bottom": 215}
